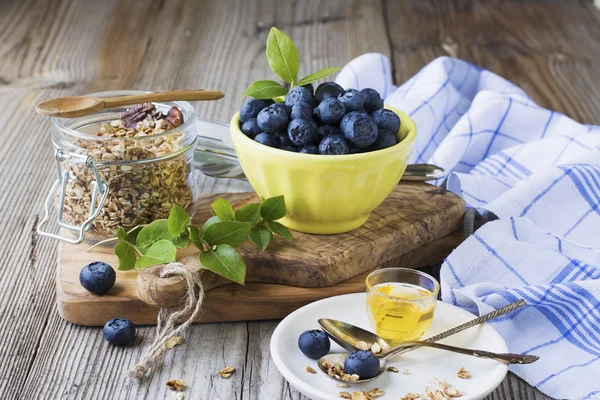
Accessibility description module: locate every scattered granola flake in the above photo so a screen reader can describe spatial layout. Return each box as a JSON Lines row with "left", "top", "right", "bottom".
{"left": 444, "top": 387, "right": 464, "bottom": 397}
{"left": 370, "top": 342, "right": 382, "bottom": 354}
{"left": 339, "top": 392, "right": 351, "bottom": 399}
{"left": 356, "top": 341, "right": 369, "bottom": 350}
{"left": 322, "top": 361, "right": 360, "bottom": 382}
{"left": 336, "top": 383, "right": 350, "bottom": 388}
{"left": 402, "top": 369, "right": 410, "bottom": 375}
{"left": 173, "top": 393, "right": 184, "bottom": 400}
{"left": 400, "top": 393, "right": 427, "bottom": 400}
{"left": 431, "top": 378, "right": 464, "bottom": 398}
{"left": 457, "top": 367, "right": 470, "bottom": 379}
{"left": 166, "top": 379, "right": 184, "bottom": 391}
{"left": 166, "top": 336, "right": 183, "bottom": 349}
{"left": 218, "top": 366, "right": 235, "bottom": 378}
{"left": 367, "top": 387, "right": 384, "bottom": 398}
{"left": 386, "top": 366, "right": 399, "bottom": 373}
{"left": 306, "top": 366, "right": 317, "bottom": 374}
{"left": 351, "top": 391, "right": 370, "bottom": 400}
{"left": 425, "top": 389, "right": 448, "bottom": 400}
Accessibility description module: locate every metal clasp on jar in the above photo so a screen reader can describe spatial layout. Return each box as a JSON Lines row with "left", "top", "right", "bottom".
{"left": 37, "top": 149, "right": 108, "bottom": 244}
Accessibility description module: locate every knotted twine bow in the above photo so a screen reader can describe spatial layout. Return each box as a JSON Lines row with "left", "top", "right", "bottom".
{"left": 128, "top": 262, "right": 205, "bottom": 378}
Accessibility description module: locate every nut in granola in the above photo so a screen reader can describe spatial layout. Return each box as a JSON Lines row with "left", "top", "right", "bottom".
{"left": 351, "top": 391, "right": 370, "bottom": 400}
{"left": 306, "top": 366, "right": 317, "bottom": 374}
{"left": 355, "top": 341, "right": 369, "bottom": 351}
{"left": 386, "top": 366, "right": 398, "bottom": 373}
{"left": 218, "top": 366, "right": 235, "bottom": 378}
{"left": 457, "top": 367, "right": 470, "bottom": 379}
{"left": 366, "top": 388, "right": 384, "bottom": 398}
{"left": 166, "top": 379, "right": 184, "bottom": 391}
{"left": 370, "top": 342, "right": 381, "bottom": 354}
{"left": 339, "top": 392, "right": 351, "bottom": 399}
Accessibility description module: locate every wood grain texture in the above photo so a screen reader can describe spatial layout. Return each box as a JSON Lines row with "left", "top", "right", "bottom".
{"left": 3, "top": 0, "right": 598, "bottom": 398}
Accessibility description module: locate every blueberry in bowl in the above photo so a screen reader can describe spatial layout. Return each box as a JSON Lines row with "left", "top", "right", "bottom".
{"left": 314, "top": 97, "right": 346, "bottom": 125}
{"left": 319, "top": 134, "right": 350, "bottom": 155}
{"left": 285, "top": 86, "right": 313, "bottom": 107}
{"left": 257, "top": 104, "right": 289, "bottom": 133}
{"left": 360, "top": 88, "right": 384, "bottom": 113}
{"left": 343, "top": 350, "right": 380, "bottom": 379}
{"left": 254, "top": 132, "right": 278, "bottom": 147}
{"left": 298, "top": 329, "right": 331, "bottom": 359}
{"left": 315, "top": 82, "right": 344, "bottom": 102}
{"left": 79, "top": 261, "right": 116, "bottom": 295}
{"left": 288, "top": 118, "right": 318, "bottom": 147}
{"left": 340, "top": 112, "right": 379, "bottom": 149}
{"left": 372, "top": 108, "right": 401, "bottom": 136}
{"left": 337, "top": 89, "right": 366, "bottom": 113}
{"left": 240, "top": 99, "right": 269, "bottom": 123}
{"left": 291, "top": 102, "right": 313, "bottom": 120}
{"left": 299, "top": 144, "right": 319, "bottom": 154}
{"left": 241, "top": 118, "right": 262, "bottom": 138}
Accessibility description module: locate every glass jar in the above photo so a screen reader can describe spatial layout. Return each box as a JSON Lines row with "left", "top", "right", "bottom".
{"left": 37, "top": 90, "right": 198, "bottom": 243}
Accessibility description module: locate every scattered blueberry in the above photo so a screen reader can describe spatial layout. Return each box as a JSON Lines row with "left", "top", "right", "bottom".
{"left": 103, "top": 318, "right": 136, "bottom": 346}
{"left": 318, "top": 125, "right": 341, "bottom": 138}
{"left": 314, "top": 97, "right": 346, "bottom": 125}
{"left": 341, "top": 112, "right": 378, "bottom": 149}
{"left": 281, "top": 145, "right": 299, "bottom": 152}
{"left": 343, "top": 350, "right": 380, "bottom": 379}
{"left": 360, "top": 88, "right": 384, "bottom": 113}
{"left": 291, "top": 102, "right": 313, "bottom": 120}
{"left": 285, "top": 86, "right": 313, "bottom": 107}
{"left": 337, "top": 89, "right": 366, "bottom": 113}
{"left": 272, "top": 103, "right": 292, "bottom": 117}
{"left": 319, "top": 134, "right": 350, "bottom": 155}
{"left": 288, "top": 118, "right": 318, "bottom": 146}
{"left": 315, "top": 82, "right": 343, "bottom": 102}
{"left": 299, "top": 145, "right": 319, "bottom": 154}
{"left": 257, "top": 105, "right": 289, "bottom": 133}
{"left": 254, "top": 132, "right": 278, "bottom": 147}
{"left": 298, "top": 329, "right": 331, "bottom": 359}
{"left": 241, "top": 118, "right": 262, "bottom": 138}
{"left": 240, "top": 99, "right": 268, "bottom": 123}
{"left": 369, "top": 132, "right": 397, "bottom": 150}
{"left": 79, "top": 261, "right": 116, "bottom": 295}
{"left": 372, "top": 108, "right": 400, "bottom": 135}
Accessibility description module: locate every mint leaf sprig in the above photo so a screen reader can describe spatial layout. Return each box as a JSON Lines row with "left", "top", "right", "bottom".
{"left": 112, "top": 196, "right": 292, "bottom": 285}
{"left": 242, "top": 27, "right": 340, "bottom": 99}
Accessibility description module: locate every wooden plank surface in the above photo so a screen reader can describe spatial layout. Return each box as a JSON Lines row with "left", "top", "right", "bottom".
{"left": 2, "top": 0, "right": 599, "bottom": 399}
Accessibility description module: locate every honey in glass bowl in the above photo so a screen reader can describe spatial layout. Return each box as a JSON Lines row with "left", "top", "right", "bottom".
{"left": 366, "top": 268, "right": 439, "bottom": 342}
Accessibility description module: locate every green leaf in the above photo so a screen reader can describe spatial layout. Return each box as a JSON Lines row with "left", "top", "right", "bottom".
{"left": 127, "top": 225, "right": 143, "bottom": 243}
{"left": 168, "top": 204, "right": 190, "bottom": 236}
{"left": 211, "top": 198, "right": 234, "bottom": 221}
{"left": 188, "top": 225, "right": 203, "bottom": 249}
{"left": 172, "top": 233, "right": 191, "bottom": 249}
{"left": 234, "top": 203, "right": 261, "bottom": 223}
{"left": 135, "top": 240, "right": 177, "bottom": 269}
{"left": 241, "top": 80, "right": 289, "bottom": 100}
{"left": 295, "top": 68, "right": 340, "bottom": 86}
{"left": 266, "top": 221, "right": 293, "bottom": 241}
{"left": 136, "top": 220, "right": 175, "bottom": 253}
{"left": 203, "top": 221, "right": 251, "bottom": 248}
{"left": 202, "top": 215, "right": 221, "bottom": 233}
{"left": 261, "top": 195, "right": 286, "bottom": 221}
{"left": 117, "top": 226, "right": 128, "bottom": 242}
{"left": 199, "top": 245, "right": 246, "bottom": 285}
{"left": 266, "top": 27, "right": 299, "bottom": 84}
{"left": 114, "top": 241, "right": 137, "bottom": 271}
{"left": 249, "top": 224, "right": 273, "bottom": 251}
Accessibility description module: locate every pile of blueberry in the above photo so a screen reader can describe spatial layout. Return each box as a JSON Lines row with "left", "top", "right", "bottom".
{"left": 298, "top": 329, "right": 380, "bottom": 379}
{"left": 239, "top": 82, "right": 401, "bottom": 155}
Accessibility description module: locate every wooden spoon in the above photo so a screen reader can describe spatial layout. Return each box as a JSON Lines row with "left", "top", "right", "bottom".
{"left": 35, "top": 89, "right": 225, "bottom": 118}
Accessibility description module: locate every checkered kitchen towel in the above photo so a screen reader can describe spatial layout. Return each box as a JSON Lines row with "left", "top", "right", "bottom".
{"left": 336, "top": 55, "right": 600, "bottom": 400}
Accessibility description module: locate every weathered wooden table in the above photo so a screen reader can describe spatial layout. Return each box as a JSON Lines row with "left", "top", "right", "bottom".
{"left": 3, "top": 0, "right": 599, "bottom": 398}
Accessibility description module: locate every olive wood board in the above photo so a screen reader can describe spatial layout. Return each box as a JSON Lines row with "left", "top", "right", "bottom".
{"left": 56, "top": 182, "right": 465, "bottom": 326}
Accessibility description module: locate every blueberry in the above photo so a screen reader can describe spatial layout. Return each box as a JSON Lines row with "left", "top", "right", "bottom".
{"left": 280, "top": 145, "right": 299, "bottom": 152}
{"left": 299, "top": 145, "right": 319, "bottom": 154}
{"left": 103, "top": 318, "right": 136, "bottom": 346}
{"left": 314, "top": 97, "right": 346, "bottom": 125}
{"left": 337, "top": 89, "right": 366, "bottom": 113}
{"left": 291, "top": 102, "right": 313, "bottom": 120}
{"left": 288, "top": 118, "right": 318, "bottom": 147}
{"left": 315, "top": 82, "right": 344, "bottom": 102}
{"left": 275, "top": 132, "right": 293, "bottom": 147}
{"left": 371, "top": 108, "right": 400, "bottom": 135}
{"left": 254, "top": 132, "right": 278, "bottom": 147}
{"left": 355, "top": 108, "right": 368, "bottom": 114}
{"left": 343, "top": 350, "right": 380, "bottom": 379}
{"left": 79, "top": 261, "right": 115, "bottom": 295}
{"left": 240, "top": 99, "right": 268, "bottom": 123}
{"left": 257, "top": 105, "right": 289, "bottom": 133}
{"left": 340, "top": 112, "right": 378, "bottom": 149}
{"left": 240, "top": 118, "right": 262, "bottom": 138}
{"left": 302, "top": 83, "right": 314, "bottom": 95}
{"left": 318, "top": 125, "right": 341, "bottom": 138}
{"left": 285, "top": 86, "right": 313, "bottom": 107}
{"left": 272, "top": 103, "right": 292, "bottom": 117}
{"left": 360, "top": 88, "right": 384, "bottom": 113}
{"left": 350, "top": 147, "right": 365, "bottom": 154}
{"left": 369, "top": 132, "right": 397, "bottom": 151}
{"left": 319, "top": 134, "right": 350, "bottom": 155}
{"left": 298, "top": 329, "right": 330, "bottom": 359}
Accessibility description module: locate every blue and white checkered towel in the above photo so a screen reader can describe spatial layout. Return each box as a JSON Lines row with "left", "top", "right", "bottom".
{"left": 337, "top": 55, "right": 600, "bottom": 400}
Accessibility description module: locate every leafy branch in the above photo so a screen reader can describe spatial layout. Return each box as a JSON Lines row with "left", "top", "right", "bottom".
{"left": 112, "top": 196, "right": 292, "bottom": 285}
{"left": 241, "top": 27, "right": 340, "bottom": 99}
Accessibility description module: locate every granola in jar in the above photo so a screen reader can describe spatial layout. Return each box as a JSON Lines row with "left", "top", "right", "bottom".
{"left": 51, "top": 91, "right": 198, "bottom": 242}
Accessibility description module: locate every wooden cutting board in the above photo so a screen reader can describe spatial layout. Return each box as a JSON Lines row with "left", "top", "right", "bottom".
{"left": 56, "top": 182, "right": 465, "bottom": 326}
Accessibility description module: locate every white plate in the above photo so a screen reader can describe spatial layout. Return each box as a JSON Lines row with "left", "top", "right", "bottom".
{"left": 270, "top": 293, "right": 508, "bottom": 400}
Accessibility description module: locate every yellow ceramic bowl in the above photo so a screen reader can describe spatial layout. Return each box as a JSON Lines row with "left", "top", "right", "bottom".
{"left": 230, "top": 105, "right": 416, "bottom": 234}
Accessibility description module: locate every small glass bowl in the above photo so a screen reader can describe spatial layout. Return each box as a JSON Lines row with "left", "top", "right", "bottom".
{"left": 365, "top": 268, "right": 439, "bottom": 342}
